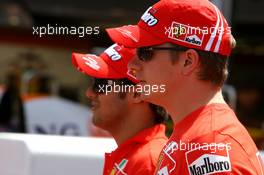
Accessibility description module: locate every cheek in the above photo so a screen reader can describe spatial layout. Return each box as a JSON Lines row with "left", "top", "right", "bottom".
{"left": 100, "top": 95, "right": 126, "bottom": 114}
{"left": 145, "top": 61, "right": 175, "bottom": 85}
{"left": 99, "top": 95, "right": 114, "bottom": 110}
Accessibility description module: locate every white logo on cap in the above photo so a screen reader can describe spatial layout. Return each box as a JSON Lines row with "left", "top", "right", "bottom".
{"left": 185, "top": 35, "right": 202, "bottom": 46}
{"left": 104, "top": 44, "right": 122, "bottom": 61}
{"left": 141, "top": 7, "right": 158, "bottom": 26}
{"left": 82, "top": 55, "right": 100, "bottom": 71}
{"left": 166, "top": 21, "right": 206, "bottom": 47}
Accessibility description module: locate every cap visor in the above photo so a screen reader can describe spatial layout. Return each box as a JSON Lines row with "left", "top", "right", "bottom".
{"left": 106, "top": 25, "right": 164, "bottom": 48}
{"left": 72, "top": 53, "right": 123, "bottom": 79}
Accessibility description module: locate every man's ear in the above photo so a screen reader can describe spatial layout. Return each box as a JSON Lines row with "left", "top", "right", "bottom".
{"left": 181, "top": 49, "right": 200, "bottom": 76}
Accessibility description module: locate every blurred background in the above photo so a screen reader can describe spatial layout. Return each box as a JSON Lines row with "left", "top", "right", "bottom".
{"left": 0, "top": 0, "right": 263, "bottom": 149}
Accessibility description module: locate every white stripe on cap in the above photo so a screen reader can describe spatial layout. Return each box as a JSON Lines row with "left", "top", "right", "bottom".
{"left": 214, "top": 8, "right": 224, "bottom": 53}
{"left": 205, "top": 5, "right": 220, "bottom": 51}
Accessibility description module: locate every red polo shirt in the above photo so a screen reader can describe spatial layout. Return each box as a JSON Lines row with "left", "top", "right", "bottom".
{"left": 103, "top": 124, "right": 168, "bottom": 175}
{"left": 155, "top": 104, "right": 264, "bottom": 175}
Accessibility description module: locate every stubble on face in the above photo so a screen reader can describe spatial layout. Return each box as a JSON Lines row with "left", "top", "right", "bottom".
{"left": 91, "top": 92, "right": 128, "bottom": 131}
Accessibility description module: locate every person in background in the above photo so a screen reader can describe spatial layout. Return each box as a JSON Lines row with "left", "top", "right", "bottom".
{"left": 0, "top": 71, "right": 26, "bottom": 132}
{"left": 72, "top": 43, "right": 168, "bottom": 175}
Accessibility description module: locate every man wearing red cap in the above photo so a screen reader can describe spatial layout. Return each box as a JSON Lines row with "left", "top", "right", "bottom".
{"left": 106, "top": 0, "right": 264, "bottom": 174}
{"left": 72, "top": 43, "right": 168, "bottom": 175}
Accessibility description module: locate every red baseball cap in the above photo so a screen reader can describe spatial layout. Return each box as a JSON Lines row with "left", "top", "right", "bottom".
{"left": 72, "top": 43, "right": 139, "bottom": 83}
{"left": 106, "top": 0, "right": 232, "bottom": 56}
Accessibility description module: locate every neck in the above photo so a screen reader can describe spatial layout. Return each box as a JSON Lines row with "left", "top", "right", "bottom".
{"left": 165, "top": 83, "right": 226, "bottom": 125}
{"left": 109, "top": 104, "right": 156, "bottom": 146}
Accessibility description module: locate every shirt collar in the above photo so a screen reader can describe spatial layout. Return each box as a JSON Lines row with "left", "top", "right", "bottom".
{"left": 112, "top": 124, "right": 166, "bottom": 154}
{"left": 172, "top": 103, "right": 229, "bottom": 138}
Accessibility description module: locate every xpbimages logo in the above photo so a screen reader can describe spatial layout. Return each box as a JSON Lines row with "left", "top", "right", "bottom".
{"left": 164, "top": 21, "right": 232, "bottom": 47}
{"left": 97, "top": 80, "right": 166, "bottom": 96}
{"left": 156, "top": 141, "right": 232, "bottom": 175}
{"left": 32, "top": 24, "right": 100, "bottom": 37}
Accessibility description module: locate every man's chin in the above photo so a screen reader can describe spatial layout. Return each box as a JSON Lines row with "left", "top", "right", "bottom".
{"left": 92, "top": 115, "right": 108, "bottom": 129}
{"left": 92, "top": 115, "right": 101, "bottom": 126}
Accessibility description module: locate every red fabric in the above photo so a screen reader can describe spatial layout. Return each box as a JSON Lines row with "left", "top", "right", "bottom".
{"left": 72, "top": 43, "right": 138, "bottom": 83}
{"left": 103, "top": 124, "right": 168, "bottom": 175}
{"left": 107, "top": 0, "right": 232, "bottom": 56}
{"left": 155, "top": 104, "right": 264, "bottom": 175}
